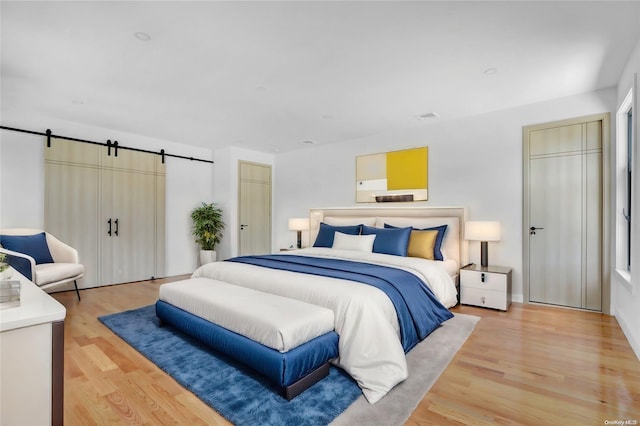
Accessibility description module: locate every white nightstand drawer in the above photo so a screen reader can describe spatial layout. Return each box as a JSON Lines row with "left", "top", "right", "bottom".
{"left": 460, "top": 269, "right": 507, "bottom": 292}
{"left": 460, "top": 287, "right": 508, "bottom": 311}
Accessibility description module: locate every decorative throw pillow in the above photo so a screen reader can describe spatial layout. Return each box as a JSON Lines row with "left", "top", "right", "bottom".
{"left": 332, "top": 232, "right": 376, "bottom": 252}
{"left": 0, "top": 232, "right": 54, "bottom": 264}
{"left": 361, "top": 225, "right": 412, "bottom": 257}
{"left": 385, "top": 223, "right": 448, "bottom": 261}
{"left": 313, "top": 223, "right": 362, "bottom": 248}
{"left": 406, "top": 229, "right": 439, "bottom": 260}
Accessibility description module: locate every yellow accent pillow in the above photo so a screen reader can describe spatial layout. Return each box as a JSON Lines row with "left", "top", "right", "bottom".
{"left": 407, "top": 230, "right": 439, "bottom": 260}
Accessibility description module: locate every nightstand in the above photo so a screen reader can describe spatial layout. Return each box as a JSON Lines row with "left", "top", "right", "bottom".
{"left": 460, "top": 264, "right": 512, "bottom": 311}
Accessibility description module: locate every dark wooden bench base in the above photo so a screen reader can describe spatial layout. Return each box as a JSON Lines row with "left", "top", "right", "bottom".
{"left": 283, "top": 361, "right": 330, "bottom": 400}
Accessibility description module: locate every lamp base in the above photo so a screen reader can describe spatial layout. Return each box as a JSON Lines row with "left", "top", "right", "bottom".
{"left": 297, "top": 231, "right": 302, "bottom": 249}
{"left": 480, "top": 241, "right": 488, "bottom": 267}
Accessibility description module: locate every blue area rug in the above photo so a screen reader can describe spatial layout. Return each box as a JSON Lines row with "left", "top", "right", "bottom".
{"left": 99, "top": 305, "right": 362, "bottom": 426}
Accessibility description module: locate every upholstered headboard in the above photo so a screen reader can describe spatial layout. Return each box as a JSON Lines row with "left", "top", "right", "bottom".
{"left": 308, "top": 206, "right": 468, "bottom": 268}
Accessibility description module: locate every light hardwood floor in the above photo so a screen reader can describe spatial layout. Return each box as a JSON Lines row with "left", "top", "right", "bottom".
{"left": 52, "top": 277, "right": 640, "bottom": 425}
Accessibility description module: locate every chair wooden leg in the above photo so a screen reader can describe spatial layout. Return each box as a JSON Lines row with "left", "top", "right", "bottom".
{"left": 74, "top": 280, "right": 81, "bottom": 301}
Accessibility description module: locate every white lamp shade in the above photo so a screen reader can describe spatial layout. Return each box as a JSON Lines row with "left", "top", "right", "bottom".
{"left": 465, "top": 221, "right": 501, "bottom": 241}
{"left": 288, "top": 218, "right": 310, "bottom": 231}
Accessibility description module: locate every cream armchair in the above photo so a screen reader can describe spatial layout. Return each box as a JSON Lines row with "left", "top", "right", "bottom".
{"left": 0, "top": 228, "right": 83, "bottom": 300}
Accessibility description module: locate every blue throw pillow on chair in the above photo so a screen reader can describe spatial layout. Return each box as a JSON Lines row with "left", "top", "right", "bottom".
{"left": 0, "top": 233, "right": 55, "bottom": 264}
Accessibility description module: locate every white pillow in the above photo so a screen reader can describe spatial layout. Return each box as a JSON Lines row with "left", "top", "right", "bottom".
{"left": 332, "top": 232, "right": 376, "bottom": 253}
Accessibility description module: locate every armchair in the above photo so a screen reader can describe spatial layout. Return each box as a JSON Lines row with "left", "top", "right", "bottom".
{"left": 0, "top": 229, "right": 83, "bottom": 300}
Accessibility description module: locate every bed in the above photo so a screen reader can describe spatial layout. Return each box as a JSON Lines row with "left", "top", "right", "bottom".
{"left": 177, "top": 207, "right": 468, "bottom": 404}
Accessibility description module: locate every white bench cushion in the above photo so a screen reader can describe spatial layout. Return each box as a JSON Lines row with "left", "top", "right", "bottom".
{"left": 159, "top": 278, "right": 335, "bottom": 353}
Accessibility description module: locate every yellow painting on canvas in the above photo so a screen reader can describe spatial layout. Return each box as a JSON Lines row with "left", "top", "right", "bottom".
{"left": 386, "top": 147, "right": 428, "bottom": 190}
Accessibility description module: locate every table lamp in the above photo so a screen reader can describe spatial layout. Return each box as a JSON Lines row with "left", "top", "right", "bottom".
{"left": 288, "top": 218, "right": 309, "bottom": 249}
{"left": 465, "top": 221, "right": 501, "bottom": 267}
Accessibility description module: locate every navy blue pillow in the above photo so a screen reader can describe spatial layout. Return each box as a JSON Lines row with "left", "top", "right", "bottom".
{"left": 362, "top": 225, "right": 412, "bottom": 257}
{"left": 313, "top": 223, "right": 362, "bottom": 248}
{"left": 0, "top": 233, "right": 54, "bottom": 264}
{"left": 385, "top": 224, "right": 448, "bottom": 261}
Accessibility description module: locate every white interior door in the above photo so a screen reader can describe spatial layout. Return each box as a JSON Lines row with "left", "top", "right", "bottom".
{"left": 238, "top": 161, "right": 272, "bottom": 256}
{"left": 103, "top": 168, "right": 157, "bottom": 285}
{"left": 101, "top": 149, "right": 163, "bottom": 285}
{"left": 46, "top": 139, "right": 165, "bottom": 288}
{"left": 45, "top": 139, "right": 101, "bottom": 289}
{"left": 525, "top": 118, "right": 603, "bottom": 311}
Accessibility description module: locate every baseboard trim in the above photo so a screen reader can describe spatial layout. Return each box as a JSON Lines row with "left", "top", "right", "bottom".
{"left": 615, "top": 309, "right": 640, "bottom": 361}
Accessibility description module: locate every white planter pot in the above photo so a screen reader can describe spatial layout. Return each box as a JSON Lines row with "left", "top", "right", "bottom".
{"left": 199, "top": 250, "right": 217, "bottom": 265}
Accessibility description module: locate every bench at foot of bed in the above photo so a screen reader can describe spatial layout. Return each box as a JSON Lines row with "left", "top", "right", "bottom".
{"left": 155, "top": 278, "right": 340, "bottom": 400}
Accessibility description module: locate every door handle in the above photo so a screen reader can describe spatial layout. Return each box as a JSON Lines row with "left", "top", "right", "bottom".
{"left": 530, "top": 226, "right": 544, "bottom": 235}
{"left": 114, "top": 218, "right": 119, "bottom": 236}
{"left": 240, "top": 224, "right": 249, "bottom": 230}
{"left": 107, "top": 218, "right": 112, "bottom": 236}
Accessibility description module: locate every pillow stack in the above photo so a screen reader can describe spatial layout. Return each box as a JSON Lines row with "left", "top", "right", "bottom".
{"left": 312, "top": 221, "right": 447, "bottom": 260}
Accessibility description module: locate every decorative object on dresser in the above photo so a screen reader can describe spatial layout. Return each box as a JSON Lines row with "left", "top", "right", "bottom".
{"left": 191, "top": 202, "right": 225, "bottom": 265}
{"left": 288, "top": 217, "right": 309, "bottom": 249}
{"left": 464, "top": 221, "right": 501, "bottom": 267}
{"left": 0, "top": 280, "right": 20, "bottom": 309}
{"left": 460, "top": 264, "right": 512, "bottom": 310}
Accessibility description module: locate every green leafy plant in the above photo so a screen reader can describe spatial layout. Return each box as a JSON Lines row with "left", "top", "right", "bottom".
{"left": 0, "top": 253, "right": 8, "bottom": 272}
{"left": 191, "top": 202, "right": 225, "bottom": 251}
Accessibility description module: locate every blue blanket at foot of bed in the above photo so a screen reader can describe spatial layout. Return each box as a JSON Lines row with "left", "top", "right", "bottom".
{"left": 228, "top": 254, "right": 453, "bottom": 352}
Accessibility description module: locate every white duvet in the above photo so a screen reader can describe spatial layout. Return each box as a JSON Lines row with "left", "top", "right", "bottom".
{"left": 191, "top": 247, "right": 457, "bottom": 404}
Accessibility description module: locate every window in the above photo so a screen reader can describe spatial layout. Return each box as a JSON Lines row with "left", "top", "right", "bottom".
{"left": 616, "top": 89, "right": 633, "bottom": 277}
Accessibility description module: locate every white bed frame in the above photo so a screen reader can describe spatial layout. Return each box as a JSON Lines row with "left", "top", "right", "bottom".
{"left": 308, "top": 206, "right": 469, "bottom": 269}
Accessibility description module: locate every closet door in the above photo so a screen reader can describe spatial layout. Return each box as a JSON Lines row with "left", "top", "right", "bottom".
{"left": 46, "top": 140, "right": 166, "bottom": 288}
{"left": 45, "top": 139, "right": 100, "bottom": 289}
{"left": 101, "top": 149, "right": 163, "bottom": 285}
{"left": 155, "top": 170, "right": 166, "bottom": 278}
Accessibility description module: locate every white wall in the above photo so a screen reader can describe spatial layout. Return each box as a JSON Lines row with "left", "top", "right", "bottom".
{"left": 613, "top": 36, "right": 640, "bottom": 359}
{"left": 274, "top": 88, "right": 617, "bottom": 303}
{"left": 0, "top": 114, "right": 215, "bottom": 277}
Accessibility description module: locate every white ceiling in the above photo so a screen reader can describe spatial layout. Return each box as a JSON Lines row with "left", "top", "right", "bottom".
{"left": 2, "top": 1, "right": 640, "bottom": 153}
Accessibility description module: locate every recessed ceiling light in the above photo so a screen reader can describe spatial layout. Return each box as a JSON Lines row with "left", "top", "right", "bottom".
{"left": 483, "top": 67, "right": 498, "bottom": 75}
{"left": 415, "top": 112, "right": 440, "bottom": 120}
{"left": 134, "top": 32, "right": 151, "bottom": 41}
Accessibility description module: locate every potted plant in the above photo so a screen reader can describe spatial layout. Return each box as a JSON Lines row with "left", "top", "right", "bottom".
{"left": 191, "top": 202, "right": 225, "bottom": 265}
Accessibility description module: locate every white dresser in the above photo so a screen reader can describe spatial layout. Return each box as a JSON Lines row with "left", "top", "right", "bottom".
{"left": 0, "top": 268, "right": 66, "bottom": 426}
{"left": 460, "top": 264, "right": 512, "bottom": 311}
